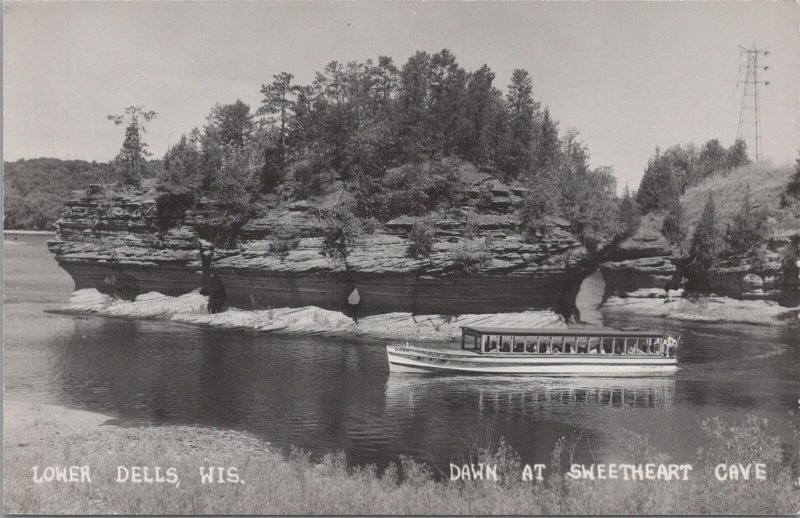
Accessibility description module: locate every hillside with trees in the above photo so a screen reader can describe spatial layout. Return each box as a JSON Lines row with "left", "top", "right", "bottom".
{"left": 631, "top": 141, "right": 799, "bottom": 297}
{"left": 152, "top": 49, "right": 626, "bottom": 254}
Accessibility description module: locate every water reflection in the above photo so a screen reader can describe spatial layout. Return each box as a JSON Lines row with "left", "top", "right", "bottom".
{"left": 386, "top": 376, "right": 676, "bottom": 414}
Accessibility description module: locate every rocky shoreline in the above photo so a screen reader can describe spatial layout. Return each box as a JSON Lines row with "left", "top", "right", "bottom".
{"left": 601, "top": 288, "right": 800, "bottom": 326}
{"left": 55, "top": 288, "right": 565, "bottom": 342}
{"left": 47, "top": 185, "right": 800, "bottom": 328}
{"left": 47, "top": 185, "right": 606, "bottom": 322}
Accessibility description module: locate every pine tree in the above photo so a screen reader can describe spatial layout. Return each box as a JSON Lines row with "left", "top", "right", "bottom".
{"left": 533, "top": 108, "right": 559, "bottom": 171}
{"left": 689, "top": 193, "right": 720, "bottom": 269}
{"left": 259, "top": 72, "right": 296, "bottom": 164}
{"left": 618, "top": 185, "right": 641, "bottom": 236}
{"left": 108, "top": 106, "right": 157, "bottom": 188}
{"left": 636, "top": 147, "right": 681, "bottom": 214}
{"left": 661, "top": 199, "right": 686, "bottom": 245}
{"left": 726, "top": 183, "right": 768, "bottom": 257}
{"left": 503, "top": 69, "right": 539, "bottom": 179}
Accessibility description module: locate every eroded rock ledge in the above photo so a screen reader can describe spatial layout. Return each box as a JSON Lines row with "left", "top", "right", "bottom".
{"left": 48, "top": 187, "right": 600, "bottom": 322}
{"left": 600, "top": 224, "right": 800, "bottom": 307}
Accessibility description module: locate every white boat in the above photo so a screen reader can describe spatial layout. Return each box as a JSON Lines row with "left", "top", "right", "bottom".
{"left": 387, "top": 326, "right": 679, "bottom": 376}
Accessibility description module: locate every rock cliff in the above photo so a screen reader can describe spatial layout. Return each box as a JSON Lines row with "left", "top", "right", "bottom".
{"left": 49, "top": 184, "right": 799, "bottom": 323}
{"left": 48, "top": 186, "right": 598, "bottom": 321}
{"left": 600, "top": 224, "right": 800, "bottom": 307}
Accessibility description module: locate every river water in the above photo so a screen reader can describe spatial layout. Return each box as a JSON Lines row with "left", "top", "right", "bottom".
{"left": 4, "top": 233, "right": 799, "bottom": 471}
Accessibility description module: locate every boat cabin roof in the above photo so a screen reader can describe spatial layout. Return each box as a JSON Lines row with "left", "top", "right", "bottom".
{"left": 460, "top": 326, "right": 664, "bottom": 338}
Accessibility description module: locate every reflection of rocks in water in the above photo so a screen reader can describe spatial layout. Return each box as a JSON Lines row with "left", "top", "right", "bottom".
{"left": 50, "top": 321, "right": 388, "bottom": 463}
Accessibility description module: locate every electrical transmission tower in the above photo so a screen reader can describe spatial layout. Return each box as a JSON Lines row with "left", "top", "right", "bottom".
{"left": 736, "top": 45, "right": 770, "bottom": 162}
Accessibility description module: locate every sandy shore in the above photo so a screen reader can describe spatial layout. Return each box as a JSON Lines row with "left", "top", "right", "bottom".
{"left": 602, "top": 288, "right": 800, "bottom": 326}
{"left": 4, "top": 400, "right": 111, "bottom": 445}
{"left": 56, "top": 288, "right": 566, "bottom": 341}
{"left": 3, "top": 399, "right": 278, "bottom": 514}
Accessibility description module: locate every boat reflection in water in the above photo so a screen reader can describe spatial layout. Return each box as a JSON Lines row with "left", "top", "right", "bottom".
{"left": 384, "top": 375, "right": 676, "bottom": 416}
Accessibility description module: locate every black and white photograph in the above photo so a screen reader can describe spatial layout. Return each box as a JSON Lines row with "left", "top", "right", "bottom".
{"left": 3, "top": 1, "right": 800, "bottom": 515}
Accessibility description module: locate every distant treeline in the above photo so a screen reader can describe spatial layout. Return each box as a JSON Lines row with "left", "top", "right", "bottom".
{"left": 3, "top": 158, "right": 160, "bottom": 230}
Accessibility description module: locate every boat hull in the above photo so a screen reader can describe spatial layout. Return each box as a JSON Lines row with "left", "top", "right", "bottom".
{"left": 387, "top": 345, "right": 677, "bottom": 376}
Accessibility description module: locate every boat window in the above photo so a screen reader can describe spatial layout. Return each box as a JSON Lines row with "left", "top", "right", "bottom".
{"left": 563, "top": 336, "right": 574, "bottom": 353}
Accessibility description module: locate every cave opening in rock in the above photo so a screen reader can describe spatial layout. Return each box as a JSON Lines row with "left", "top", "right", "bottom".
{"left": 574, "top": 271, "right": 605, "bottom": 326}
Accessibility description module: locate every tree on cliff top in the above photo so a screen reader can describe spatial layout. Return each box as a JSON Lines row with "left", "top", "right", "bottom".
{"left": 618, "top": 185, "right": 641, "bottom": 236}
{"left": 502, "top": 69, "right": 539, "bottom": 179}
{"left": 159, "top": 132, "right": 202, "bottom": 195}
{"left": 258, "top": 72, "right": 297, "bottom": 166}
{"left": 210, "top": 100, "right": 254, "bottom": 149}
{"left": 108, "top": 106, "right": 157, "bottom": 188}
{"left": 636, "top": 147, "right": 681, "bottom": 214}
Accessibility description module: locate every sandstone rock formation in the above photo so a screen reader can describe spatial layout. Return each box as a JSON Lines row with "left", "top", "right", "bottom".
{"left": 600, "top": 222, "right": 800, "bottom": 306}
{"left": 49, "top": 183, "right": 799, "bottom": 324}
{"left": 48, "top": 185, "right": 598, "bottom": 321}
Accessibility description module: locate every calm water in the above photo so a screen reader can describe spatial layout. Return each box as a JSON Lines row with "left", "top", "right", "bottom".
{"left": 4, "top": 233, "right": 799, "bottom": 471}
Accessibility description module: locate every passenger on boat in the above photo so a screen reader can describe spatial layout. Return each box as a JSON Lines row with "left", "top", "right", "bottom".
{"left": 501, "top": 341, "right": 511, "bottom": 352}
{"left": 489, "top": 340, "right": 498, "bottom": 352}
{"left": 514, "top": 341, "right": 524, "bottom": 352}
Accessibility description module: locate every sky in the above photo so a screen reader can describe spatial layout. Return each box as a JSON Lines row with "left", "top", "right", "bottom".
{"left": 4, "top": 1, "right": 799, "bottom": 190}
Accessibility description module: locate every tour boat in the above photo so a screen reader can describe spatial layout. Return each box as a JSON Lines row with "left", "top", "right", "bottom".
{"left": 386, "top": 326, "right": 679, "bottom": 376}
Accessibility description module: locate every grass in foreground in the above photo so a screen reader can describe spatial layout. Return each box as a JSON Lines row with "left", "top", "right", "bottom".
{"left": 3, "top": 412, "right": 799, "bottom": 515}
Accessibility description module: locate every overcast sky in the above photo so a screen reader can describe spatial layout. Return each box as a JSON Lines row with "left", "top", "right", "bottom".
{"left": 4, "top": 1, "right": 799, "bottom": 189}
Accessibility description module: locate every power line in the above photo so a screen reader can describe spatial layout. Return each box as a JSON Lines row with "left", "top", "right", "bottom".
{"left": 736, "top": 45, "right": 770, "bottom": 162}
